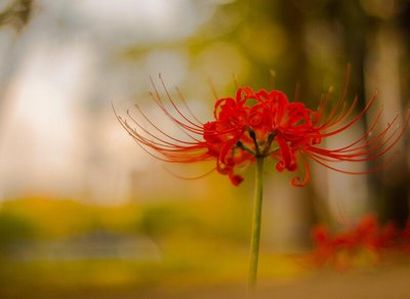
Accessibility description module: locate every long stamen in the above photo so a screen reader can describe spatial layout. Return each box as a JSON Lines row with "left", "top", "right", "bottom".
{"left": 128, "top": 107, "right": 201, "bottom": 146}
{"left": 320, "top": 93, "right": 377, "bottom": 137}
{"left": 158, "top": 74, "right": 204, "bottom": 130}
{"left": 175, "top": 87, "right": 204, "bottom": 125}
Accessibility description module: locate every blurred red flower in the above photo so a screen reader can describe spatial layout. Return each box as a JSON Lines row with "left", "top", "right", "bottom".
{"left": 312, "top": 215, "right": 378, "bottom": 268}
{"left": 311, "top": 215, "right": 410, "bottom": 269}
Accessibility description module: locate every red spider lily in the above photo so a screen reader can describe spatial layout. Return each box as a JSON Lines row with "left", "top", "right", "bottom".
{"left": 311, "top": 215, "right": 397, "bottom": 268}
{"left": 114, "top": 75, "right": 409, "bottom": 186}
{"left": 310, "top": 215, "right": 410, "bottom": 269}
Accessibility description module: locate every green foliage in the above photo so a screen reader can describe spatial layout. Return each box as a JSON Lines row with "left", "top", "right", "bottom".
{"left": 139, "top": 203, "right": 201, "bottom": 237}
{"left": 0, "top": 196, "right": 254, "bottom": 250}
{"left": 0, "top": 211, "right": 33, "bottom": 253}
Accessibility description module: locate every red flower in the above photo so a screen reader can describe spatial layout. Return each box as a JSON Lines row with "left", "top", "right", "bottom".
{"left": 309, "top": 215, "right": 410, "bottom": 269}
{"left": 312, "top": 225, "right": 335, "bottom": 265}
{"left": 311, "top": 215, "right": 399, "bottom": 268}
{"left": 115, "top": 76, "right": 409, "bottom": 186}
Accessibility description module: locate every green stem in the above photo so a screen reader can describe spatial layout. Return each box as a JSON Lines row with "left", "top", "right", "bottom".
{"left": 248, "top": 157, "right": 265, "bottom": 291}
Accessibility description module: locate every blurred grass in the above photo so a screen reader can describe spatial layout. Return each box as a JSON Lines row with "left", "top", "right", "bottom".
{"left": 2, "top": 197, "right": 409, "bottom": 299}
{"left": 0, "top": 195, "right": 254, "bottom": 241}
{"left": 0, "top": 196, "right": 304, "bottom": 299}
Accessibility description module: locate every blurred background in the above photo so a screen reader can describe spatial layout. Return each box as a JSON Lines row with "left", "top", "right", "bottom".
{"left": 0, "top": 0, "right": 409, "bottom": 298}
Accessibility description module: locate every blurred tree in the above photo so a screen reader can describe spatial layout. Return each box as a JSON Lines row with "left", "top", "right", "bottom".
{"left": 0, "top": 0, "right": 33, "bottom": 31}
{"left": 0, "top": 0, "right": 33, "bottom": 124}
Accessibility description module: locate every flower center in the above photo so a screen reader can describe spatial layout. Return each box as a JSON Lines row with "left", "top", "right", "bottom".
{"left": 236, "top": 129, "right": 277, "bottom": 158}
